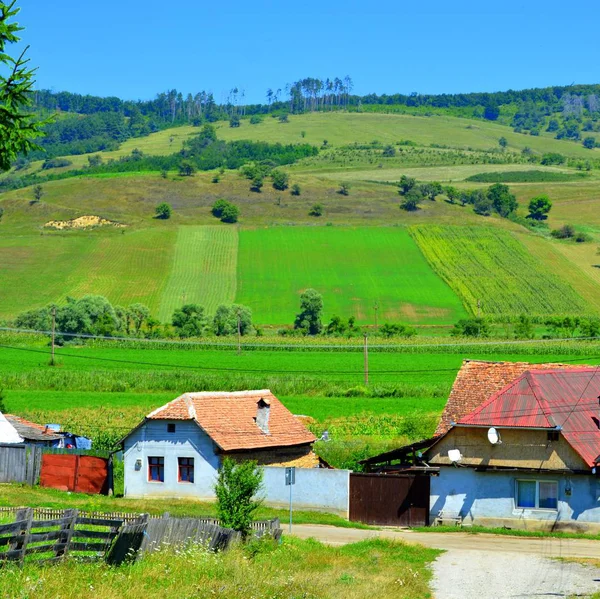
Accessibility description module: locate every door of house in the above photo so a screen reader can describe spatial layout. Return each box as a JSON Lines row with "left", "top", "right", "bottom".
{"left": 349, "top": 472, "right": 430, "bottom": 526}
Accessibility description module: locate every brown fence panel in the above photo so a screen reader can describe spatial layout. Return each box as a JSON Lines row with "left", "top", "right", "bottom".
{"left": 40, "top": 455, "right": 109, "bottom": 494}
{"left": 349, "top": 473, "right": 430, "bottom": 527}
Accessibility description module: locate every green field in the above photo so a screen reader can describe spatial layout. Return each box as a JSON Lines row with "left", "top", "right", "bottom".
{"left": 410, "top": 225, "right": 589, "bottom": 318}
{"left": 237, "top": 227, "right": 468, "bottom": 325}
{"left": 158, "top": 226, "right": 238, "bottom": 320}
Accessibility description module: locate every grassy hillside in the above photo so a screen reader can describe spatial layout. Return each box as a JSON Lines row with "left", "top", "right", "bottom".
{"left": 2, "top": 110, "right": 600, "bottom": 325}
{"left": 236, "top": 227, "right": 468, "bottom": 325}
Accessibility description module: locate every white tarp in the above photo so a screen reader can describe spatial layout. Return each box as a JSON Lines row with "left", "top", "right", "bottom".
{"left": 0, "top": 412, "right": 24, "bottom": 444}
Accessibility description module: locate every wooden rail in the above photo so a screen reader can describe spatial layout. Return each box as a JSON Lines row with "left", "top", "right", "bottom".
{"left": 0, "top": 507, "right": 282, "bottom": 566}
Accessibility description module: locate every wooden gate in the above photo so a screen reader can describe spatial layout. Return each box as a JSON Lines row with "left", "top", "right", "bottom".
{"left": 349, "top": 473, "right": 430, "bottom": 527}
{"left": 40, "top": 454, "right": 109, "bottom": 495}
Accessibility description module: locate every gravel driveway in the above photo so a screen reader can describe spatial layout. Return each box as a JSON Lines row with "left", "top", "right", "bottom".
{"left": 432, "top": 547, "right": 600, "bottom": 599}
{"left": 290, "top": 525, "right": 600, "bottom": 598}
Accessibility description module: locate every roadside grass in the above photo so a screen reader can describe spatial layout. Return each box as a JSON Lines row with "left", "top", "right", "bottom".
{"left": 0, "top": 535, "right": 439, "bottom": 599}
{"left": 158, "top": 225, "right": 238, "bottom": 320}
{"left": 0, "top": 483, "right": 370, "bottom": 529}
{"left": 410, "top": 225, "right": 589, "bottom": 318}
{"left": 237, "top": 226, "right": 468, "bottom": 325}
{"left": 414, "top": 524, "right": 600, "bottom": 541}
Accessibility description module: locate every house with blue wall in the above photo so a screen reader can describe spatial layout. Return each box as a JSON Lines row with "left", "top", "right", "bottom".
{"left": 425, "top": 361, "right": 600, "bottom": 532}
{"left": 120, "top": 390, "right": 317, "bottom": 500}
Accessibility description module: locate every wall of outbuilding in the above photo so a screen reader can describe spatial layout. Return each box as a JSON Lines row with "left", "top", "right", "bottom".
{"left": 430, "top": 466, "right": 600, "bottom": 532}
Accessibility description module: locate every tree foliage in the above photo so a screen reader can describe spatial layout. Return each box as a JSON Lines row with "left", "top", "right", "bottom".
{"left": 213, "top": 304, "right": 253, "bottom": 336}
{"left": 451, "top": 318, "right": 490, "bottom": 337}
{"left": 214, "top": 458, "right": 263, "bottom": 537}
{"left": 527, "top": 195, "right": 552, "bottom": 220}
{"left": 155, "top": 202, "right": 172, "bottom": 219}
{"left": 294, "top": 288, "right": 323, "bottom": 335}
{"left": 0, "top": 1, "right": 48, "bottom": 171}
{"left": 172, "top": 304, "right": 208, "bottom": 338}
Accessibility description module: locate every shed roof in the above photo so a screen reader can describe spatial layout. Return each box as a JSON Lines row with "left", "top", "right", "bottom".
{"left": 144, "top": 390, "right": 316, "bottom": 451}
{"left": 435, "top": 360, "right": 591, "bottom": 436}
{"left": 4, "top": 415, "right": 63, "bottom": 442}
{"left": 458, "top": 368, "right": 600, "bottom": 467}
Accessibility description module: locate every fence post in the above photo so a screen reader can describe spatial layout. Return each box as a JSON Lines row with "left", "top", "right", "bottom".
{"left": 54, "top": 509, "right": 78, "bottom": 560}
{"left": 9, "top": 507, "right": 33, "bottom": 565}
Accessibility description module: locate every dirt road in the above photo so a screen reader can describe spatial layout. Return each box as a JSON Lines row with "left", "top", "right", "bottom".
{"left": 290, "top": 525, "right": 600, "bottom": 598}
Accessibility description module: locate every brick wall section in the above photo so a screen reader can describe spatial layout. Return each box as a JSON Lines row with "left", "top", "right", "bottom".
{"left": 223, "top": 445, "right": 319, "bottom": 468}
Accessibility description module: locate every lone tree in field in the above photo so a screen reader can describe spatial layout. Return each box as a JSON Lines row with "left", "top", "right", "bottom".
{"left": 338, "top": 182, "right": 351, "bottom": 196}
{"left": 214, "top": 458, "right": 263, "bottom": 537}
{"left": 398, "top": 175, "right": 416, "bottom": 195}
{"left": 229, "top": 114, "right": 240, "bottom": 128}
{"left": 271, "top": 169, "right": 289, "bottom": 191}
{"left": 527, "top": 194, "right": 552, "bottom": 220}
{"left": 155, "top": 202, "right": 172, "bottom": 219}
{"left": 291, "top": 183, "right": 301, "bottom": 196}
{"left": 294, "top": 288, "right": 323, "bottom": 335}
{"left": 32, "top": 184, "right": 43, "bottom": 203}
{"left": 309, "top": 203, "right": 323, "bottom": 217}
{"left": 498, "top": 136, "right": 508, "bottom": 148}
{"left": 0, "top": 1, "right": 48, "bottom": 171}
{"left": 178, "top": 160, "right": 196, "bottom": 176}
{"left": 400, "top": 189, "right": 422, "bottom": 211}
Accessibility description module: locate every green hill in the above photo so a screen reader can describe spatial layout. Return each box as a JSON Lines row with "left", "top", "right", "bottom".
{"left": 2, "top": 110, "right": 600, "bottom": 326}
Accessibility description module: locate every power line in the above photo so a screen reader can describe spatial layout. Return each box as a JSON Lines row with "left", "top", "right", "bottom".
{"left": 2, "top": 326, "right": 600, "bottom": 351}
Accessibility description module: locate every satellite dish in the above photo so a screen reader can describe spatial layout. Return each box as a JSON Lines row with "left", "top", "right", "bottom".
{"left": 487, "top": 427, "right": 501, "bottom": 445}
{"left": 448, "top": 449, "right": 462, "bottom": 463}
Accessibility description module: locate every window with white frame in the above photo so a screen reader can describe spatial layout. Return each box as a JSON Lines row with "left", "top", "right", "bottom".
{"left": 515, "top": 480, "right": 558, "bottom": 510}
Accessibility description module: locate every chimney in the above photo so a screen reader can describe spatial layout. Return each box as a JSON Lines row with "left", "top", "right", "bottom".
{"left": 255, "top": 398, "right": 270, "bottom": 434}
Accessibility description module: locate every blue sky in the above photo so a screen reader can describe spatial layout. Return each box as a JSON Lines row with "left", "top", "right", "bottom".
{"left": 18, "top": 0, "right": 600, "bottom": 103}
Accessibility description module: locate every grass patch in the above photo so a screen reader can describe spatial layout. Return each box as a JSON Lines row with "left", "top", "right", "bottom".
{"left": 410, "top": 225, "right": 588, "bottom": 318}
{"left": 465, "top": 170, "right": 588, "bottom": 183}
{"left": 0, "top": 534, "right": 439, "bottom": 599}
{"left": 158, "top": 225, "right": 238, "bottom": 320}
{"left": 237, "top": 226, "right": 468, "bottom": 325}
{"left": 0, "top": 483, "right": 369, "bottom": 529}
{"left": 415, "top": 524, "right": 600, "bottom": 541}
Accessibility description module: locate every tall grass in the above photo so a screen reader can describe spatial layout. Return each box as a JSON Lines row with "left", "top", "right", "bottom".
{"left": 0, "top": 537, "right": 439, "bottom": 599}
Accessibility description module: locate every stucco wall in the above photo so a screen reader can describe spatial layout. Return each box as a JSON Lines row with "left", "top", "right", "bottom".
{"left": 123, "top": 423, "right": 347, "bottom": 516}
{"left": 123, "top": 420, "right": 220, "bottom": 499}
{"left": 427, "top": 427, "right": 587, "bottom": 471}
{"left": 431, "top": 466, "right": 600, "bottom": 532}
{"left": 261, "top": 467, "right": 350, "bottom": 517}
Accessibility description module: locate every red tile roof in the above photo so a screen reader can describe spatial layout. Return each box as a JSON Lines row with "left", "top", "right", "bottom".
{"left": 146, "top": 390, "right": 316, "bottom": 451}
{"left": 458, "top": 368, "right": 600, "bottom": 467}
{"left": 435, "top": 360, "right": 591, "bottom": 436}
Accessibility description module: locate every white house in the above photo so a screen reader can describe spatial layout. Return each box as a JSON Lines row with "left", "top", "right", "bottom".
{"left": 120, "top": 389, "right": 318, "bottom": 500}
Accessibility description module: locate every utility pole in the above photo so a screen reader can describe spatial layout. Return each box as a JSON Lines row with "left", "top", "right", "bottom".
{"left": 236, "top": 308, "right": 242, "bottom": 355}
{"left": 373, "top": 302, "right": 379, "bottom": 331}
{"left": 50, "top": 306, "right": 56, "bottom": 366}
{"left": 363, "top": 333, "right": 369, "bottom": 386}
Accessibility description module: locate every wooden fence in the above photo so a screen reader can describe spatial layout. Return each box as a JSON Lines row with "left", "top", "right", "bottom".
{"left": 0, "top": 444, "right": 42, "bottom": 485}
{"left": 0, "top": 507, "right": 282, "bottom": 566}
{"left": 0, "top": 507, "right": 128, "bottom": 565}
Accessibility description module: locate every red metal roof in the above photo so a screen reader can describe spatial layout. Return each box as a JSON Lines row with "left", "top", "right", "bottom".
{"left": 458, "top": 368, "right": 600, "bottom": 467}
{"left": 436, "top": 360, "right": 591, "bottom": 436}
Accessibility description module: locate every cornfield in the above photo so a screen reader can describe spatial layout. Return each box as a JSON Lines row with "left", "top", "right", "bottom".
{"left": 410, "top": 225, "right": 589, "bottom": 319}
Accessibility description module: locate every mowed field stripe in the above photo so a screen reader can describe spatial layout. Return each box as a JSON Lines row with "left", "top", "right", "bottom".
{"left": 236, "top": 226, "right": 467, "bottom": 325}
{"left": 410, "top": 225, "right": 589, "bottom": 318}
{"left": 64, "top": 228, "right": 177, "bottom": 315}
{"left": 158, "top": 225, "right": 238, "bottom": 321}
